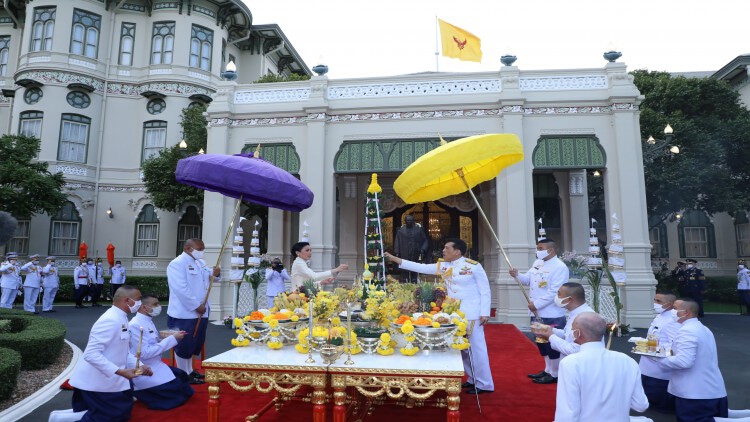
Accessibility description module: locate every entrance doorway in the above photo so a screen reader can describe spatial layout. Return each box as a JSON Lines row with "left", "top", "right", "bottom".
{"left": 383, "top": 201, "right": 478, "bottom": 262}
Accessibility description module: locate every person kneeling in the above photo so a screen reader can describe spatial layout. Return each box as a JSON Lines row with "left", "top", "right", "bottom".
{"left": 129, "top": 295, "right": 194, "bottom": 410}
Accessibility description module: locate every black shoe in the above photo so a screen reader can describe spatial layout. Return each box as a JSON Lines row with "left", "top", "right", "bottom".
{"left": 527, "top": 370, "right": 548, "bottom": 379}
{"left": 461, "top": 382, "right": 475, "bottom": 389}
{"left": 188, "top": 377, "right": 205, "bottom": 385}
{"left": 466, "top": 388, "right": 493, "bottom": 394}
{"left": 532, "top": 374, "right": 558, "bottom": 384}
{"left": 190, "top": 371, "right": 205, "bottom": 379}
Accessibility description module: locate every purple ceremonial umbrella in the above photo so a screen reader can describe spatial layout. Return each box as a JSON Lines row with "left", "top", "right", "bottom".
{"left": 175, "top": 153, "right": 314, "bottom": 211}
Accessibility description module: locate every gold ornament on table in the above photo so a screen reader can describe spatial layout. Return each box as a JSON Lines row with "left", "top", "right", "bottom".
{"left": 134, "top": 326, "right": 144, "bottom": 375}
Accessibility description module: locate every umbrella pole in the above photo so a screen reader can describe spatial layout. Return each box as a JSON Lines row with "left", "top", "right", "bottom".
{"left": 193, "top": 197, "right": 243, "bottom": 337}
{"left": 456, "top": 170, "right": 533, "bottom": 306}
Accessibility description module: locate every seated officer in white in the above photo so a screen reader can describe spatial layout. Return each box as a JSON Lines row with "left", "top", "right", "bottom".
{"left": 639, "top": 291, "right": 680, "bottom": 413}
{"left": 385, "top": 238, "right": 494, "bottom": 394}
{"left": 554, "top": 312, "right": 650, "bottom": 422}
{"left": 50, "top": 285, "right": 153, "bottom": 422}
{"left": 21, "top": 254, "right": 42, "bottom": 314}
{"left": 129, "top": 294, "right": 194, "bottom": 409}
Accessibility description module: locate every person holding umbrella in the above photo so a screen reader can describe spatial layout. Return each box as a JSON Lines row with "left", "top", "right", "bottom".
{"left": 166, "top": 238, "right": 220, "bottom": 384}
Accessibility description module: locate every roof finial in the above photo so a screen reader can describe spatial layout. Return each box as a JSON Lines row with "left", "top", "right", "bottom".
{"left": 253, "top": 144, "right": 261, "bottom": 158}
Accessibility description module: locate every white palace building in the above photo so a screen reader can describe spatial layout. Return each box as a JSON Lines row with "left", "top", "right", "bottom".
{"left": 4, "top": 1, "right": 747, "bottom": 328}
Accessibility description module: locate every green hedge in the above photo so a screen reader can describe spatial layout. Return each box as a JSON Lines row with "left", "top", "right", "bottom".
{"left": 55, "top": 276, "right": 170, "bottom": 301}
{"left": 0, "top": 347, "right": 21, "bottom": 399}
{"left": 0, "top": 319, "right": 10, "bottom": 333}
{"left": 0, "top": 309, "right": 66, "bottom": 369}
{"left": 656, "top": 275, "right": 741, "bottom": 304}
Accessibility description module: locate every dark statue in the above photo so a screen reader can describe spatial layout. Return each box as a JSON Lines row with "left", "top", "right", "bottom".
{"left": 394, "top": 214, "right": 429, "bottom": 282}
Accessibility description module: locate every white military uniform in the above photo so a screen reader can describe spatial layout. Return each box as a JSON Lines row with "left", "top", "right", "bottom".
{"left": 73, "top": 264, "right": 90, "bottom": 289}
{"left": 517, "top": 257, "right": 568, "bottom": 318}
{"left": 166, "top": 253, "right": 220, "bottom": 319}
{"left": 21, "top": 259, "right": 42, "bottom": 313}
{"left": 41, "top": 259, "right": 60, "bottom": 312}
{"left": 738, "top": 266, "right": 750, "bottom": 291}
{"left": 400, "top": 256, "right": 494, "bottom": 391}
{"left": 69, "top": 306, "right": 136, "bottom": 392}
{"left": 128, "top": 312, "right": 179, "bottom": 391}
{"left": 0, "top": 258, "right": 22, "bottom": 309}
{"left": 265, "top": 267, "right": 290, "bottom": 308}
{"left": 555, "top": 341, "right": 649, "bottom": 422}
{"left": 110, "top": 265, "right": 127, "bottom": 285}
{"left": 548, "top": 303, "right": 596, "bottom": 358}
{"left": 639, "top": 308, "right": 680, "bottom": 380}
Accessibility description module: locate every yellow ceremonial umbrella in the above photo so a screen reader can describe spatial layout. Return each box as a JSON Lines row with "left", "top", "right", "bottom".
{"left": 393, "top": 134, "right": 532, "bottom": 304}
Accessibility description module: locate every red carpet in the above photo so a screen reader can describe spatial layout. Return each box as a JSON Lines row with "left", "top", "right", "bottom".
{"left": 131, "top": 324, "right": 556, "bottom": 421}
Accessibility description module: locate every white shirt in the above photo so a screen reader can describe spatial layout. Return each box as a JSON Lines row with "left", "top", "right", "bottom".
{"left": 265, "top": 268, "right": 290, "bottom": 297}
{"left": 21, "top": 262, "right": 41, "bottom": 288}
{"left": 290, "top": 257, "right": 331, "bottom": 291}
{"left": 653, "top": 318, "right": 727, "bottom": 399}
{"left": 128, "top": 312, "right": 178, "bottom": 391}
{"left": 638, "top": 310, "right": 680, "bottom": 380}
{"left": 737, "top": 268, "right": 750, "bottom": 290}
{"left": 69, "top": 306, "right": 135, "bottom": 392}
{"left": 0, "top": 261, "right": 21, "bottom": 289}
{"left": 86, "top": 264, "right": 98, "bottom": 284}
{"left": 549, "top": 303, "right": 596, "bottom": 358}
{"left": 42, "top": 263, "right": 59, "bottom": 288}
{"left": 517, "top": 256, "right": 568, "bottom": 318}
{"left": 166, "top": 252, "right": 220, "bottom": 319}
{"left": 399, "top": 256, "right": 491, "bottom": 320}
{"left": 555, "top": 341, "right": 649, "bottom": 422}
{"left": 110, "top": 265, "right": 127, "bottom": 284}
{"left": 73, "top": 265, "right": 90, "bottom": 286}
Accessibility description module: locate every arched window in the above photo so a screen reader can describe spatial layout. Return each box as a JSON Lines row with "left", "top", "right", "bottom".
{"left": 49, "top": 202, "right": 80, "bottom": 256}
{"left": 0, "top": 36, "right": 10, "bottom": 77}
{"left": 678, "top": 210, "right": 716, "bottom": 258}
{"left": 177, "top": 206, "right": 202, "bottom": 255}
{"left": 31, "top": 7, "right": 56, "bottom": 52}
{"left": 735, "top": 212, "right": 750, "bottom": 257}
{"left": 119, "top": 23, "right": 135, "bottom": 66}
{"left": 189, "top": 25, "right": 213, "bottom": 71}
{"left": 70, "top": 9, "right": 100, "bottom": 59}
{"left": 151, "top": 22, "right": 174, "bottom": 65}
{"left": 135, "top": 205, "right": 159, "bottom": 257}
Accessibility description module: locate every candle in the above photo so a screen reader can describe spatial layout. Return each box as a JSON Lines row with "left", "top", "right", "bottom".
{"left": 347, "top": 304, "right": 353, "bottom": 347}
{"left": 308, "top": 299, "right": 314, "bottom": 342}
{"left": 135, "top": 326, "right": 144, "bottom": 373}
{"left": 606, "top": 324, "right": 616, "bottom": 350}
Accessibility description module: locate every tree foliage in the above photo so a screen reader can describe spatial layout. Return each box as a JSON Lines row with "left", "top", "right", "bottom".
{"left": 0, "top": 135, "right": 67, "bottom": 217}
{"left": 142, "top": 104, "right": 207, "bottom": 212}
{"left": 633, "top": 70, "right": 750, "bottom": 226}
{"left": 253, "top": 73, "right": 311, "bottom": 83}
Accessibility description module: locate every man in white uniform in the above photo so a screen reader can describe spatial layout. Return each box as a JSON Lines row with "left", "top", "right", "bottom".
{"left": 41, "top": 256, "right": 60, "bottom": 313}
{"left": 73, "top": 260, "right": 91, "bottom": 309}
{"left": 639, "top": 291, "right": 680, "bottom": 413}
{"left": 265, "top": 258, "right": 290, "bottom": 308}
{"left": 167, "top": 238, "right": 220, "bottom": 384}
{"left": 509, "top": 238, "right": 568, "bottom": 384}
{"left": 21, "top": 254, "right": 42, "bottom": 313}
{"left": 648, "top": 298, "right": 728, "bottom": 422}
{"left": 737, "top": 259, "right": 750, "bottom": 316}
{"left": 50, "top": 285, "right": 153, "bottom": 422}
{"left": 0, "top": 252, "right": 22, "bottom": 309}
{"left": 129, "top": 294, "right": 193, "bottom": 409}
{"left": 385, "top": 238, "right": 494, "bottom": 394}
{"left": 554, "top": 312, "right": 650, "bottom": 422}
{"left": 532, "top": 282, "right": 596, "bottom": 358}
{"left": 109, "top": 260, "right": 126, "bottom": 300}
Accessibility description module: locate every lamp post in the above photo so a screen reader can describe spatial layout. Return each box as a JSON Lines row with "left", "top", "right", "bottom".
{"left": 643, "top": 124, "right": 680, "bottom": 162}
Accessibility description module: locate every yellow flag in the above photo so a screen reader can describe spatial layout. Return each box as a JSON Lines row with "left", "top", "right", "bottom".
{"left": 438, "top": 19, "right": 482, "bottom": 63}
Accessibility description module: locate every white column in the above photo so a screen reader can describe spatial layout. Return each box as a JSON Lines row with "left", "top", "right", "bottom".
{"left": 568, "top": 170, "right": 590, "bottom": 254}
{"left": 336, "top": 176, "right": 359, "bottom": 284}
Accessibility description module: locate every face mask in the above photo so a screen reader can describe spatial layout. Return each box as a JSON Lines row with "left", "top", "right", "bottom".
{"left": 740, "top": 265, "right": 745, "bottom": 269}
{"left": 32, "top": 260, "right": 39, "bottom": 265}
{"left": 653, "top": 303, "right": 666, "bottom": 314}
{"left": 670, "top": 309, "right": 683, "bottom": 321}
{"left": 554, "top": 295, "right": 571, "bottom": 308}
{"left": 87, "top": 262, "right": 93, "bottom": 266}
{"left": 10, "top": 260, "right": 16, "bottom": 264}
{"left": 191, "top": 249, "right": 205, "bottom": 260}
{"left": 687, "top": 264, "right": 694, "bottom": 269}
{"left": 128, "top": 299, "right": 142, "bottom": 313}
{"left": 536, "top": 249, "right": 549, "bottom": 260}
{"left": 115, "top": 264, "right": 121, "bottom": 268}
{"left": 149, "top": 305, "right": 162, "bottom": 317}
{"left": 50, "top": 262, "right": 56, "bottom": 266}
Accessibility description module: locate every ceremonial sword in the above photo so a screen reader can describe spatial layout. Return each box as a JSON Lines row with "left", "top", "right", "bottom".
{"left": 467, "top": 320, "right": 482, "bottom": 413}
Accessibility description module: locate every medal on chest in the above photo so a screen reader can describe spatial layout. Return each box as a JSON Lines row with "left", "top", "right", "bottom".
{"left": 459, "top": 265, "right": 473, "bottom": 276}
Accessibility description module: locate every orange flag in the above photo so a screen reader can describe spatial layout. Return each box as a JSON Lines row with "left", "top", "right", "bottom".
{"left": 438, "top": 19, "right": 482, "bottom": 63}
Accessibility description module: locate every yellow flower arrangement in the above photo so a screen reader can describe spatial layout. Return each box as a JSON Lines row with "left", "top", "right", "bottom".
{"left": 432, "top": 322, "right": 441, "bottom": 328}
{"left": 262, "top": 315, "right": 272, "bottom": 323}
{"left": 376, "top": 346, "right": 394, "bottom": 356}
{"left": 268, "top": 319, "right": 279, "bottom": 329}
{"left": 231, "top": 337, "right": 250, "bottom": 347}
{"left": 364, "top": 291, "right": 397, "bottom": 327}
{"left": 235, "top": 328, "right": 244, "bottom": 335}
{"left": 234, "top": 317, "right": 243, "bottom": 327}
{"left": 291, "top": 315, "right": 299, "bottom": 322}
{"left": 295, "top": 343, "right": 309, "bottom": 354}
{"left": 400, "top": 343, "right": 419, "bottom": 356}
{"left": 376, "top": 332, "right": 394, "bottom": 355}
{"left": 345, "top": 344, "right": 362, "bottom": 355}
{"left": 267, "top": 337, "right": 284, "bottom": 349}
{"left": 451, "top": 336, "right": 470, "bottom": 350}
{"left": 400, "top": 323, "right": 414, "bottom": 335}
{"left": 250, "top": 332, "right": 260, "bottom": 339}
{"left": 331, "top": 316, "right": 341, "bottom": 326}
{"left": 404, "top": 335, "right": 416, "bottom": 342}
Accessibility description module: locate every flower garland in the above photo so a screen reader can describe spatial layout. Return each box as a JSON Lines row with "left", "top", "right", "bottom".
{"left": 376, "top": 332, "right": 394, "bottom": 356}
{"left": 451, "top": 320, "right": 470, "bottom": 350}
{"left": 399, "top": 320, "right": 419, "bottom": 356}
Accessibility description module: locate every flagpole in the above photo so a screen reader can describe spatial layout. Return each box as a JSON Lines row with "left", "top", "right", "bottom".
{"left": 434, "top": 16, "right": 439, "bottom": 72}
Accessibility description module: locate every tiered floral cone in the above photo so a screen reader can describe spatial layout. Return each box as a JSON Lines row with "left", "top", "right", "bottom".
{"left": 247, "top": 221, "right": 262, "bottom": 270}
{"left": 230, "top": 218, "right": 246, "bottom": 283}
{"left": 364, "top": 173, "right": 386, "bottom": 291}
{"left": 537, "top": 217, "right": 546, "bottom": 241}
{"left": 587, "top": 218, "right": 602, "bottom": 267}
{"left": 607, "top": 213, "right": 626, "bottom": 285}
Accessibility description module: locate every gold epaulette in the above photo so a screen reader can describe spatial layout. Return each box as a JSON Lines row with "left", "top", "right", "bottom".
{"left": 464, "top": 258, "right": 479, "bottom": 265}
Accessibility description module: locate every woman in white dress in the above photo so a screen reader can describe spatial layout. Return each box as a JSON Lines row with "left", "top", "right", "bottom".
{"left": 290, "top": 242, "right": 348, "bottom": 291}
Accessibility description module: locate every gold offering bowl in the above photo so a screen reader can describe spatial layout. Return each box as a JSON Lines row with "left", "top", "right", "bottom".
{"left": 319, "top": 344, "right": 344, "bottom": 364}
{"left": 412, "top": 325, "right": 456, "bottom": 351}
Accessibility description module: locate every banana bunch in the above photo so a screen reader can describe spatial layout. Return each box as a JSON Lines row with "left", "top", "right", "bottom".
{"left": 274, "top": 292, "right": 308, "bottom": 311}
{"left": 441, "top": 297, "right": 461, "bottom": 315}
